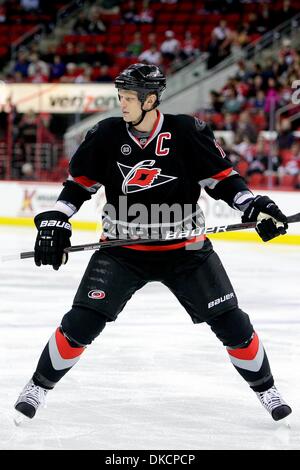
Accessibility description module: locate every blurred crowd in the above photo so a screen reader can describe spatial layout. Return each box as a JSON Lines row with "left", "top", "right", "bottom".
{"left": 3, "top": 0, "right": 297, "bottom": 84}
{"left": 196, "top": 38, "right": 300, "bottom": 189}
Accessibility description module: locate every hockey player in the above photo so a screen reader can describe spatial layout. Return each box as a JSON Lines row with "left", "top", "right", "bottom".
{"left": 15, "top": 64, "right": 291, "bottom": 423}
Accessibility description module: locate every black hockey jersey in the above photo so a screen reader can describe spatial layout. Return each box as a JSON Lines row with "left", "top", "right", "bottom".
{"left": 58, "top": 111, "right": 249, "bottom": 249}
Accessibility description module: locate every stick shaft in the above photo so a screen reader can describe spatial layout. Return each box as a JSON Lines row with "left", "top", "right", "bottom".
{"left": 13, "top": 212, "right": 300, "bottom": 261}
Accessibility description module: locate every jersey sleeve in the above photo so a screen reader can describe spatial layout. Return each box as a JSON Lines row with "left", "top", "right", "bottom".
{"left": 57, "top": 120, "right": 110, "bottom": 213}
{"left": 69, "top": 120, "right": 109, "bottom": 191}
{"left": 181, "top": 115, "right": 251, "bottom": 207}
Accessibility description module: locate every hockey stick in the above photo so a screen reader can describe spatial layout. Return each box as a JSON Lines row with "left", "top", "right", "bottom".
{"left": 2, "top": 212, "right": 300, "bottom": 262}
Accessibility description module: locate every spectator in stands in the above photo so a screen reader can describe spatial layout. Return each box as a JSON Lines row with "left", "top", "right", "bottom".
{"left": 231, "top": 26, "right": 250, "bottom": 57}
{"left": 250, "top": 90, "right": 266, "bottom": 111}
{"left": 234, "top": 60, "right": 250, "bottom": 82}
{"left": 264, "top": 77, "right": 281, "bottom": 116}
{"left": 248, "top": 74, "right": 264, "bottom": 98}
{"left": 279, "top": 78, "right": 292, "bottom": 107}
{"left": 222, "top": 85, "right": 244, "bottom": 114}
{"left": 232, "top": 135, "right": 254, "bottom": 167}
{"left": 73, "top": 11, "right": 90, "bottom": 35}
{"left": 209, "top": 90, "right": 224, "bottom": 113}
{"left": 95, "top": 65, "right": 113, "bottom": 83}
{"left": 234, "top": 76, "right": 250, "bottom": 99}
{"left": 235, "top": 110, "right": 258, "bottom": 144}
{"left": 18, "top": 112, "right": 37, "bottom": 141}
{"left": 134, "top": 0, "right": 154, "bottom": 24}
{"left": 125, "top": 31, "right": 144, "bottom": 58}
{"left": 258, "top": 3, "right": 273, "bottom": 33}
{"left": 64, "top": 42, "right": 77, "bottom": 65}
{"left": 89, "top": 43, "right": 112, "bottom": 66}
{"left": 86, "top": 7, "right": 106, "bottom": 34}
{"left": 29, "top": 67, "right": 48, "bottom": 83}
{"left": 13, "top": 49, "right": 29, "bottom": 78}
{"left": 279, "top": 38, "right": 296, "bottom": 67}
{"left": 75, "top": 43, "right": 89, "bottom": 65}
{"left": 180, "top": 31, "right": 199, "bottom": 62}
{"left": 245, "top": 13, "right": 260, "bottom": 36}
{"left": 139, "top": 45, "right": 162, "bottom": 67}
{"left": 246, "top": 140, "right": 269, "bottom": 177}
{"left": 160, "top": 30, "right": 180, "bottom": 62}
{"left": 268, "top": 58, "right": 288, "bottom": 84}
{"left": 60, "top": 63, "right": 78, "bottom": 83}
{"left": 277, "top": 118, "right": 295, "bottom": 150}
{"left": 280, "top": 142, "right": 300, "bottom": 176}
{"left": 259, "top": 58, "right": 277, "bottom": 85}
{"left": 17, "top": 110, "right": 38, "bottom": 167}
{"left": 75, "top": 65, "right": 92, "bottom": 84}
{"left": 264, "top": 143, "right": 282, "bottom": 174}
{"left": 147, "top": 32, "right": 157, "bottom": 48}
{"left": 27, "top": 53, "right": 49, "bottom": 80}
{"left": 41, "top": 44, "right": 57, "bottom": 65}
{"left": 223, "top": 112, "right": 237, "bottom": 132}
{"left": 50, "top": 55, "right": 66, "bottom": 81}
{"left": 122, "top": 0, "right": 138, "bottom": 23}
{"left": 207, "top": 19, "right": 232, "bottom": 68}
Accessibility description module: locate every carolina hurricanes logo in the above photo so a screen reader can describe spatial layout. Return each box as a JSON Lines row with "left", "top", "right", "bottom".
{"left": 117, "top": 160, "right": 177, "bottom": 194}
{"left": 88, "top": 290, "right": 106, "bottom": 299}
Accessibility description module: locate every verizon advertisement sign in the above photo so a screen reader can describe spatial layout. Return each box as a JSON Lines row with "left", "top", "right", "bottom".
{"left": 1, "top": 83, "right": 117, "bottom": 113}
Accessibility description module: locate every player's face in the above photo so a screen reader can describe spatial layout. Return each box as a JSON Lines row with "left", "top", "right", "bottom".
{"left": 118, "top": 90, "right": 142, "bottom": 123}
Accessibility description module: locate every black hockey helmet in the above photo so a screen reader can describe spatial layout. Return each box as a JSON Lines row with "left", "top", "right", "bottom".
{"left": 115, "top": 63, "right": 166, "bottom": 107}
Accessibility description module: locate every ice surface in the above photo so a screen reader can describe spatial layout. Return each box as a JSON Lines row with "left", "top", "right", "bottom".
{"left": 0, "top": 226, "right": 299, "bottom": 450}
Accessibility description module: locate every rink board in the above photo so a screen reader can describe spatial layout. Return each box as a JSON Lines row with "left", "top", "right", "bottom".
{"left": 0, "top": 181, "right": 299, "bottom": 244}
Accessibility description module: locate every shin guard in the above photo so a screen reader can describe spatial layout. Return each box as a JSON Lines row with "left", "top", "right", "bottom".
{"left": 33, "top": 327, "right": 86, "bottom": 389}
{"left": 226, "top": 332, "right": 274, "bottom": 392}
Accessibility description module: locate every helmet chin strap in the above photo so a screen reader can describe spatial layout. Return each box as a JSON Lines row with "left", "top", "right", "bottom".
{"left": 129, "top": 109, "right": 147, "bottom": 128}
{"left": 128, "top": 101, "right": 157, "bottom": 128}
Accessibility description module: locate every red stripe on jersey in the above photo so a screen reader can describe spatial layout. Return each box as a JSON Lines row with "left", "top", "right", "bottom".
{"left": 147, "top": 110, "right": 161, "bottom": 143}
{"left": 211, "top": 167, "right": 233, "bottom": 181}
{"left": 227, "top": 333, "right": 259, "bottom": 360}
{"left": 55, "top": 328, "right": 85, "bottom": 359}
{"left": 123, "top": 235, "right": 205, "bottom": 251}
{"left": 130, "top": 110, "right": 161, "bottom": 149}
{"left": 74, "top": 175, "right": 98, "bottom": 188}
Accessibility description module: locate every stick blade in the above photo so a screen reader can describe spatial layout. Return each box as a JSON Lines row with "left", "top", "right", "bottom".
{"left": 1, "top": 254, "right": 21, "bottom": 262}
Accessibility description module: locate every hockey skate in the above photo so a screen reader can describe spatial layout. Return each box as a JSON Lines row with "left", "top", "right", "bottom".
{"left": 256, "top": 385, "right": 292, "bottom": 421}
{"left": 14, "top": 379, "right": 48, "bottom": 424}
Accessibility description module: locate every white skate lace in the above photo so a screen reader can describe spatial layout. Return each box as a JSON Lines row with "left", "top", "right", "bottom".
{"left": 17, "top": 381, "right": 47, "bottom": 410}
{"left": 257, "top": 386, "right": 285, "bottom": 413}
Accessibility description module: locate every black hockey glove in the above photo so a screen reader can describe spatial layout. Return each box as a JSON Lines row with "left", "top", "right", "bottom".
{"left": 34, "top": 210, "right": 72, "bottom": 270}
{"left": 241, "top": 195, "right": 288, "bottom": 242}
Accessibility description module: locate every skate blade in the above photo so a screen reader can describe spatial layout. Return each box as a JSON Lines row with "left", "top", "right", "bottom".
{"left": 14, "top": 411, "right": 28, "bottom": 426}
{"left": 277, "top": 416, "right": 291, "bottom": 429}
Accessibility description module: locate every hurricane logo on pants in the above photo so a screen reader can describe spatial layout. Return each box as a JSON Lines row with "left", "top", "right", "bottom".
{"left": 117, "top": 160, "right": 177, "bottom": 194}
{"left": 88, "top": 290, "right": 106, "bottom": 299}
